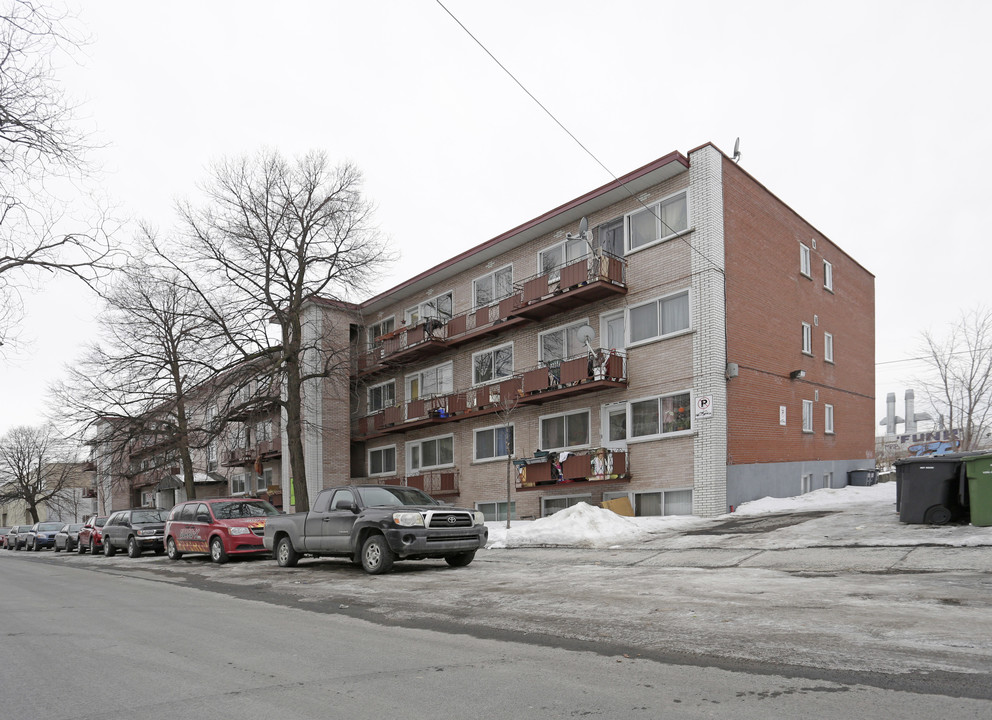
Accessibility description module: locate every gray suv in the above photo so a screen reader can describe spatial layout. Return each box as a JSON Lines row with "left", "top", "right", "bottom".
{"left": 103, "top": 508, "right": 169, "bottom": 557}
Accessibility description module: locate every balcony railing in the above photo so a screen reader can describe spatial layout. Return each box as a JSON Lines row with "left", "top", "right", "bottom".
{"left": 515, "top": 449, "right": 629, "bottom": 490}
{"left": 222, "top": 438, "right": 282, "bottom": 467}
{"left": 355, "top": 252, "right": 627, "bottom": 376}
{"left": 369, "top": 468, "right": 461, "bottom": 496}
{"left": 355, "top": 348, "right": 627, "bottom": 439}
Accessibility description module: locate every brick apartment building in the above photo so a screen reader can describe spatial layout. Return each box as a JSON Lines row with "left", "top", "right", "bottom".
{"left": 284, "top": 142, "right": 875, "bottom": 520}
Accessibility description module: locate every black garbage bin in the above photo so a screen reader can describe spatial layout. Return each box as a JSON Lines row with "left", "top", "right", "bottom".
{"left": 893, "top": 454, "right": 977, "bottom": 524}
{"left": 848, "top": 469, "right": 877, "bottom": 486}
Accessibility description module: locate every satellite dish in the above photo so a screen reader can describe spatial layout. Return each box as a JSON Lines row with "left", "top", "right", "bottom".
{"left": 578, "top": 216, "right": 588, "bottom": 235}
{"left": 576, "top": 324, "right": 596, "bottom": 354}
{"left": 732, "top": 137, "right": 741, "bottom": 163}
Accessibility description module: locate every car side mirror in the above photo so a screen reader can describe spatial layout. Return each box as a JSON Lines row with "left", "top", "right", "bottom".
{"left": 334, "top": 500, "right": 359, "bottom": 513}
{"left": 196, "top": 514, "right": 210, "bottom": 523}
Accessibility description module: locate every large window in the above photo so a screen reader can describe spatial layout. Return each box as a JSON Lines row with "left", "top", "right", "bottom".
{"left": 406, "top": 362, "right": 453, "bottom": 400}
{"left": 368, "top": 380, "right": 395, "bottom": 413}
{"left": 630, "top": 392, "right": 691, "bottom": 438}
{"left": 473, "top": 265, "right": 513, "bottom": 308}
{"left": 540, "top": 410, "right": 590, "bottom": 450}
{"left": 539, "top": 236, "right": 587, "bottom": 281}
{"left": 606, "top": 489, "right": 693, "bottom": 516}
{"left": 629, "top": 291, "right": 690, "bottom": 344}
{"left": 369, "top": 446, "right": 396, "bottom": 476}
{"left": 475, "top": 424, "right": 514, "bottom": 462}
{"left": 405, "top": 291, "right": 453, "bottom": 324}
{"left": 539, "top": 321, "right": 589, "bottom": 366}
{"left": 368, "top": 317, "right": 394, "bottom": 348}
{"left": 473, "top": 343, "right": 514, "bottom": 385}
{"left": 597, "top": 217, "right": 624, "bottom": 257}
{"left": 408, "top": 435, "right": 454, "bottom": 471}
{"left": 626, "top": 191, "right": 688, "bottom": 251}
{"left": 476, "top": 500, "right": 516, "bottom": 522}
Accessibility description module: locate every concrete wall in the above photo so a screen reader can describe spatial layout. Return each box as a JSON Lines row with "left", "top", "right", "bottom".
{"left": 727, "top": 458, "right": 877, "bottom": 510}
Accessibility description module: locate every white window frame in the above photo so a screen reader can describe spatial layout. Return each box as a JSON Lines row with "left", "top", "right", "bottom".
{"left": 407, "top": 434, "right": 455, "bottom": 472}
{"left": 368, "top": 445, "right": 396, "bottom": 477}
{"left": 802, "top": 322, "right": 813, "bottom": 355}
{"left": 824, "top": 332, "right": 834, "bottom": 363}
{"left": 627, "top": 289, "right": 691, "bottom": 347}
{"left": 405, "top": 361, "right": 453, "bottom": 401}
{"left": 625, "top": 190, "right": 689, "bottom": 254}
{"left": 368, "top": 317, "right": 395, "bottom": 349}
{"left": 476, "top": 500, "right": 516, "bottom": 522}
{"left": 802, "top": 400, "right": 814, "bottom": 433}
{"left": 823, "top": 260, "right": 833, "bottom": 291}
{"left": 405, "top": 290, "right": 453, "bottom": 325}
{"left": 474, "top": 423, "right": 515, "bottom": 463}
{"left": 539, "top": 236, "right": 587, "bottom": 283}
{"left": 539, "top": 318, "right": 591, "bottom": 366}
{"left": 538, "top": 409, "right": 591, "bottom": 452}
{"left": 825, "top": 404, "right": 835, "bottom": 434}
{"left": 800, "top": 242, "right": 811, "bottom": 277}
{"left": 541, "top": 493, "right": 592, "bottom": 518}
{"left": 472, "top": 264, "right": 513, "bottom": 309}
{"left": 628, "top": 390, "right": 693, "bottom": 441}
{"left": 472, "top": 342, "right": 514, "bottom": 386}
{"left": 367, "top": 380, "right": 396, "bottom": 414}
{"left": 231, "top": 473, "right": 247, "bottom": 495}
{"left": 605, "top": 488, "right": 694, "bottom": 517}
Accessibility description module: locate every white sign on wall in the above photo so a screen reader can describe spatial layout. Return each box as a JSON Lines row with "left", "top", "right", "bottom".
{"left": 780, "top": 406, "right": 787, "bottom": 426}
{"left": 695, "top": 395, "right": 713, "bottom": 418}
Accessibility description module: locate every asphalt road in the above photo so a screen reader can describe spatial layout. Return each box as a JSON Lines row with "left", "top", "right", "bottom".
{"left": 2, "top": 540, "right": 991, "bottom": 718}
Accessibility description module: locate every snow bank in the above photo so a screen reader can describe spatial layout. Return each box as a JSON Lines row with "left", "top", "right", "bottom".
{"left": 733, "top": 481, "right": 896, "bottom": 515}
{"left": 487, "top": 502, "right": 649, "bottom": 549}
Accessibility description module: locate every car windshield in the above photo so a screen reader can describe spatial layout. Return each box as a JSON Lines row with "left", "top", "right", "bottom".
{"left": 132, "top": 510, "right": 167, "bottom": 523}
{"left": 69, "top": 524, "right": 84, "bottom": 531}
{"left": 211, "top": 500, "right": 279, "bottom": 519}
{"left": 356, "top": 486, "right": 439, "bottom": 507}
{"left": 39, "top": 523, "right": 63, "bottom": 531}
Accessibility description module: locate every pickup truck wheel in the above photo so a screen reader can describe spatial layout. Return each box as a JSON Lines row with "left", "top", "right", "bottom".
{"left": 127, "top": 536, "right": 142, "bottom": 558}
{"left": 445, "top": 550, "right": 476, "bottom": 568}
{"left": 166, "top": 537, "right": 182, "bottom": 561}
{"left": 361, "top": 535, "right": 394, "bottom": 575}
{"left": 275, "top": 537, "right": 299, "bottom": 568}
{"left": 210, "top": 537, "right": 228, "bottom": 564}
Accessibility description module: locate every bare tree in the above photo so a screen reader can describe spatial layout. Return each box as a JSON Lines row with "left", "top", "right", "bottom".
{"left": 920, "top": 307, "right": 992, "bottom": 451}
{"left": 0, "top": 1, "right": 114, "bottom": 348}
{"left": 56, "top": 255, "right": 233, "bottom": 502}
{"left": 171, "top": 149, "right": 390, "bottom": 511}
{"left": 0, "top": 423, "right": 83, "bottom": 522}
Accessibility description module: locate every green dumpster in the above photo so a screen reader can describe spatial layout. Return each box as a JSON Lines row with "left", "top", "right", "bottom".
{"left": 964, "top": 454, "right": 992, "bottom": 527}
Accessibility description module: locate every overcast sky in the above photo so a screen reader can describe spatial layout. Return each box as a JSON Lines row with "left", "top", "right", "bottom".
{"left": 3, "top": 0, "right": 990, "bottom": 437}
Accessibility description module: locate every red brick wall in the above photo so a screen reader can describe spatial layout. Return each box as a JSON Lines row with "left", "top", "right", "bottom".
{"left": 722, "top": 157, "right": 875, "bottom": 465}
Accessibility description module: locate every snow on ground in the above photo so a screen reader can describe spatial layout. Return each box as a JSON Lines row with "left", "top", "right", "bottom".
{"left": 485, "top": 481, "right": 992, "bottom": 549}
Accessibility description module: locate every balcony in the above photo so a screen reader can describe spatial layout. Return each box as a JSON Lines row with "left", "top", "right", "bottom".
{"left": 221, "top": 447, "right": 254, "bottom": 467}
{"left": 356, "top": 348, "right": 627, "bottom": 440}
{"left": 257, "top": 437, "right": 282, "bottom": 458}
{"left": 515, "top": 449, "right": 629, "bottom": 490}
{"left": 370, "top": 468, "right": 461, "bottom": 497}
{"left": 355, "top": 252, "right": 626, "bottom": 377}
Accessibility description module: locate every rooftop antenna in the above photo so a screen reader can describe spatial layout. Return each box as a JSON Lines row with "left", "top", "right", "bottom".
{"left": 732, "top": 137, "right": 741, "bottom": 164}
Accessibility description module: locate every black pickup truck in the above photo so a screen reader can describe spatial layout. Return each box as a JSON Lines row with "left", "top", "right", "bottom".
{"left": 263, "top": 485, "right": 488, "bottom": 574}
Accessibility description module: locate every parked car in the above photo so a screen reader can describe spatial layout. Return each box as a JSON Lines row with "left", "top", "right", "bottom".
{"left": 0, "top": 527, "right": 10, "bottom": 549}
{"left": 53, "top": 523, "right": 85, "bottom": 552}
{"left": 103, "top": 508, "right": 169, "bottom": 557}
{"left": 77, "top": 516, "right": 108, "bottom": 555}
{"left": 165, "top": 498, "right": 279, "bottom": 563}
{"left": 26, "top": 522, "right": 63, "bottom": 550}
{"left": 9, "top": 525, "right": 33, "bottom": 550}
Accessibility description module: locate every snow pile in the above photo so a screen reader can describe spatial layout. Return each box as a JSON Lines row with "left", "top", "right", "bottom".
{"left": 733, "top": 481, "right": 896, "bottom": 515}
{"left": 487, "top": 501, "right": 649, "bottom": 549}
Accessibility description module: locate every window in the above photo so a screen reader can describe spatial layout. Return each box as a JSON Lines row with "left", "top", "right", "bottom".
{"left": 473, "top": 343, "right": 513, "bottom": 385}
{"left": 626, "top": 191, "right": 688, "bottom": 251}
{"left": 473, "top": 265, "right": 513, "bottom": 308}
{"left": 823, "top": 260, "right": 833, "bottom": 291}
{"left": 231, "top": 473, "right": 246, "bottom": 495}
{"left": 368, "top": 317, "right": 395, "bottom": 348}
{"left": 368, "top": 446, "right": 396, "bottom": 476}
{"left": 800, "top": 242, "right": 811, "bottom": 277}
{"left": 405, "top": 291, "right": 453, "bottom": 324}
{"left": 476, "top": 501, "right": 516, "bottom": 523}
{"left": 539, "top": 321, "right": 589, "bottom": 367}
{"left": 255, "top": 418, "right": 272, "bottom": 443}
{"left": 801, "top": 473, "right": 813, "bottom": 494}
{"left": 368, "top": 380, "right": 395, "bottom": 413}
{"left": 541, "top": 494, "right": 591, "bottom": 517}
{"left": 602, "top": 311, "right": 625, "bottom": 351}
{"left": 802, "top": 322, "right": 813, "bottom": 355}
{"left": 824, "top": 332, "right": 834, "bottom": 363}
{"left": 408, "top": 435, "right": 454, "bottom": 471}
{"left": 540, "top": 410, "right": 590, "bottom": 450}
{"left": 539, "top": 236, "right": 587, "bottom": 281}
{"left": 629, "top": 290, "right": 690, "bottom": 344}
{"left": 597, "top": 218, "right": 624, "bottom": 257}
{"left": 606, "top": 404, "right": 627, "bottom": 444}
{"left": 475, "top": 424, "right": 514, "bottom": 461}
{"left": 262, "top": 467, "right": 273, "bottom": 488}
{"left": 630, "top": 391, "right": 691, "bottom": 438}
{"left": 824, "top": 472, "right": 834, "bottom": 489}
{"left": 613, "top": 489, "right": 693, "bottom": 516}
{"left": 207, "top": 442, "right": 218, "bottom": 472}
{"left": 406, "top": 362, "right": 453, "bottom": 400}
{"left": 802, "top": 400, "right": 814, "bottom": 432}
{"left": 825, "top": 404, "right": 835, "bottom": 434}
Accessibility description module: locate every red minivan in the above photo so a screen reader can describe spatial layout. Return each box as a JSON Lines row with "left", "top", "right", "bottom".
{"left": 165, "top": 498, "right": 279, "bottom": 564}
